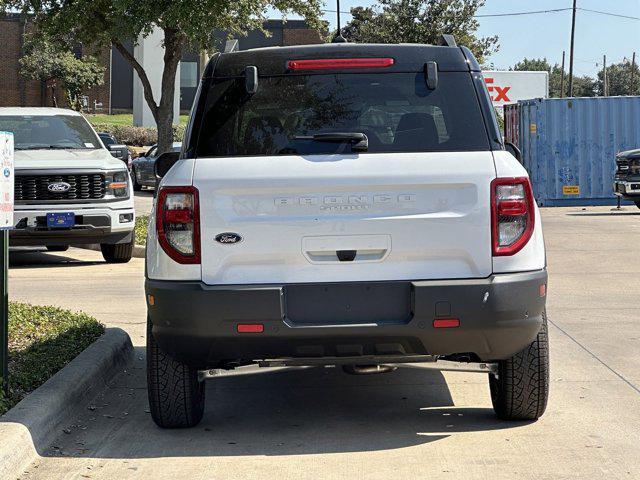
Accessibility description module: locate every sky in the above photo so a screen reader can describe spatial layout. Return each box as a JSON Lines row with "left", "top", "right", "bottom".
{"left": 270, "top": 0, "right": 640, "bottom": 76}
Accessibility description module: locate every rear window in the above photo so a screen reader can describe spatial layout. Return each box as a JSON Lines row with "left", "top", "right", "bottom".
{"left": 195, "top": 72, "right": 490, "bottom": 157}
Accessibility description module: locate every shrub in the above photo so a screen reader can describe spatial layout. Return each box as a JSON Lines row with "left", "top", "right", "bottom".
{"left": 92, "top": 123, "right": 186, "bottom": 147}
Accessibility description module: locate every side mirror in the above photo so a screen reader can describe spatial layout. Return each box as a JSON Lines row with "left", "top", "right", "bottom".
{"left": 108, "top": 144, "right": 128, "bottom": 160}
{"left": 505, "top": 142, "right": 522, "bottom": 162}
{"left": 154, "top": 151, "right": 181, "bottom": 178}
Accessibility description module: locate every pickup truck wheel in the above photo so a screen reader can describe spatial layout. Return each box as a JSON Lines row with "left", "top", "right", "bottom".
{"left": 489, "top": 311, "right": 549, "bottom": 421}
{"left": 100, "top": 239, "right": 134, "bottom": 263}
{"left": 147, "top": 318, "right": 205, "bottom": 428}
{"left": 46, "top": 245, "right": 69, "bottom": 252}
{"left": 132, "top": 168, "right": 142, "bottom": 191}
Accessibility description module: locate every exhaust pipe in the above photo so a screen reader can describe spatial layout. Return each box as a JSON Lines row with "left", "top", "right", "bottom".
{"left": 342, "top": 364, "right": 397, "bottom": 375}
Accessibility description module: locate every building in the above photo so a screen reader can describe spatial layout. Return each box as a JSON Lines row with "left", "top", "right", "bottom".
{"left": 0, "top": 15, "right": 323, "bottom": 113}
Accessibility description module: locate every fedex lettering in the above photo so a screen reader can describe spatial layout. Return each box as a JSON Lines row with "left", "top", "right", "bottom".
{"left": 484, "top": 77, "right": 511, "bottom": 102}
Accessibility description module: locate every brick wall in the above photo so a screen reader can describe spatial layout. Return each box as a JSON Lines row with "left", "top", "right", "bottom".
{"left": 283, "top": 28, "right": 324, "bottom": 46}
{"left": 0, "top": 16, "right": 111, "bottom": 111}
{"left": 0, "top": 16, "right": 44, "bottom": 107}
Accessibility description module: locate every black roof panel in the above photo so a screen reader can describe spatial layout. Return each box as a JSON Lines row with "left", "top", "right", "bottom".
{"left": 207, "top": 43, "right": 477, "bottom": 77}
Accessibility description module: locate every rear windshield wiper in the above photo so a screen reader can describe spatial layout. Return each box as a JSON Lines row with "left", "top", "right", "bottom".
{"left": 293, "top": 132, "right": 368, "bottom": 152}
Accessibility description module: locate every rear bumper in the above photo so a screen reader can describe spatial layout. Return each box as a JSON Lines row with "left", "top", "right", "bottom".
{"left": 146, "top": 269, "right": 547, "bottom": 366}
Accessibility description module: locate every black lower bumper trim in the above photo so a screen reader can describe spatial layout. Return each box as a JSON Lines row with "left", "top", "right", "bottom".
{"left": 146, "top": 270, "right": 548, "bottom": 367}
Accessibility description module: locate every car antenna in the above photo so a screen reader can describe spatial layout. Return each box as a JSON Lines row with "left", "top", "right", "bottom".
{"left": 332, "top": 0, "right": 347, "bottom": 43}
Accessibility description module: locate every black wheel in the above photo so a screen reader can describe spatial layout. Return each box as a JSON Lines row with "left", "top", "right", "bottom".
{"left": 634, "top": 201, "right": 640, "bottom": 210}
{"left": 46, "top": 245, "right": 69, "bottom": 252}
{"left": 100, "top": 239, "right": 133, "bottom": 263}
{"left": 489, "top": 311, "right": 549, "bottom": 421}
{"left": 147, "top": 317, "right": 205, "bottom": 428}
{"left": 132, "top": 168, "right": 142, "bottom": 191}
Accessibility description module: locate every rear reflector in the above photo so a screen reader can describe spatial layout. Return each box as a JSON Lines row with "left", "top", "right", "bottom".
{"left": 433, "top": 318, "right": 460, "bottom": 328}
{"left": 539, "top": 284, "right": 547, "bottom": 297}
{"left": 287, "top": 58, "right": 395, "bottom": 70}
{"left": 237, "top": 324, "right": 264, "bottom": 333}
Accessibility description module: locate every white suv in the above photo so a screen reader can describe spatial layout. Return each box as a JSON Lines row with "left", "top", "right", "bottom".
{"left": 0, "top": 108, "right": 135, "bottom": 263}
{"left": 146, "top": 40, "right": 549, "bottom": 428}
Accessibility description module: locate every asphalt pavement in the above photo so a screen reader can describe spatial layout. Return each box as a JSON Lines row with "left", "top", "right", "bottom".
{"left": 7, "top": 205, "right": 640, "bottom": 479}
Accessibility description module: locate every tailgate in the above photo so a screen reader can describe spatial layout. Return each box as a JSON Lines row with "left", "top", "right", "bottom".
{"left": 194, "top": 151, "right": 495, "bottom": 285}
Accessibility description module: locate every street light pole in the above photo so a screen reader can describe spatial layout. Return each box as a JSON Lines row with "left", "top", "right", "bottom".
{"left": 568, "top": 0, "right": 577, "bottom": 97}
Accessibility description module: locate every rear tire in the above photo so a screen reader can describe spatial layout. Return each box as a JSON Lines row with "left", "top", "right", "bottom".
{"left": 100, "top": 239, "right": 133, "bottom": 263}
{"left": 46, "top": 245, "right": 69, "bottom": 252}
{"left": 147, "top": 318, "right": 205, "bottom": 428}
{"left": 489, "top": 311, "right": 549, "bottom": 421}
{"left": 132, "top": 168, "right": 142, "bottom": 191}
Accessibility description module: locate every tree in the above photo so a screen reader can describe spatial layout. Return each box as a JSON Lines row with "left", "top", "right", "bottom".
{"left": 511, "top": 57, "right": 596, "bottom": 98}
{"left": 340, "top": 0, "right": 498, "bottom": 64}
{"left": 595, "top": 59, "right": 640, "bottom": 96}
{"left": 5, "top": 0, "right": 321, "bottom": 153}
{"left": 19, "top": 36, "right": 104, "bottom": 111}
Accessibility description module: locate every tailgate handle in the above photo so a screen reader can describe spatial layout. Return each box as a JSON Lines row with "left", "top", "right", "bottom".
{"left": 336, "top": 250, "right": 357, "bottom": 262}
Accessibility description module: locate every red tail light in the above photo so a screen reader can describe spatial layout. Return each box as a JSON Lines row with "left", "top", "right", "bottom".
{"left": 287, "top": 58, "right": 394, "bottom": 70}
{"left": 491, "top": 177, "right": 535, "bottom": 256}
{"left": 156, "top": 186, "right": 200, "bottom": 264}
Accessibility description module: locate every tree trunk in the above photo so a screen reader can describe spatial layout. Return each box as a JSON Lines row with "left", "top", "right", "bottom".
{"left": 113, "top": 31, "right": 183, "bottom": 155}
{"left": 155, "top": 28, "right": 184, "bottom": 154}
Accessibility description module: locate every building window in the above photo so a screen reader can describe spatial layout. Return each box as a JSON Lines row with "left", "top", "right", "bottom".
{"left": 181, "top": 62, "right": 198, "bottom": 88}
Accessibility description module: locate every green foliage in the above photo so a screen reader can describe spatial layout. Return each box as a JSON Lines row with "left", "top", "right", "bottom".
{"left": 19, "top": 36, "right": 105, "bottom": 111}
{"left": 5, "top": 0, "right": 323, "bottom": 152}
{"left": 340, "top": 0, "right": 498, "bottom": 64}
{"left": 89, "top": 123, "right": 186, "bottom": 147}
{"left": 86, "top": 114, "right": 189, "bottom": 127}
{"left": 135, "top": 215, "right": 149, "bottom": 246}
{"left": 511, "top": 57, "right": 596, "bottom": 98}
{"left": 595, "top": 60, "right": 640, "bottom": 96}
{"left": 1, "top": 302, "right": 104, "bottom": 415}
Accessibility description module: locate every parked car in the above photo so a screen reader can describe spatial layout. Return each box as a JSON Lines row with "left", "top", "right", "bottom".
{"left": 98, "top": 132, "right": 132, "bottom": 171}
{"left": 145, "top": 40, "right": 549, "bottom": 428}
{"left": 131, "top": 142, "right": 181, "bottom": 190}
{"left": 613, "top": 148, "right": 640, "bottom": 207}
{"left": 0, "top": 107, "right": 136, "bottom": 263}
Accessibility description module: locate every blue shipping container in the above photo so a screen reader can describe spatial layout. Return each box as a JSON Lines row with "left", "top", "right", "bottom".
{"left": 518, "top": 96, "right": 640, "bottom": 206}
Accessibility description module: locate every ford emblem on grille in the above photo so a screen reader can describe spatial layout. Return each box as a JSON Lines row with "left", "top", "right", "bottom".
{"left": 215, "top": 232, "right": 242, "bottom": 244}
{"left": 47, "top": 182, "right": 71, "bottom": 193}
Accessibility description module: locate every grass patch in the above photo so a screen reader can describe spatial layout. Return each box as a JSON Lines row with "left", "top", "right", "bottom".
{"left": 0, "top": 303, "right": 104, "bottom": 415}
{"left": 135, "top": 215, "right": 149, "bottom": 246}
{"left": 86, "top": 113, "right": 188, "bottom": 127}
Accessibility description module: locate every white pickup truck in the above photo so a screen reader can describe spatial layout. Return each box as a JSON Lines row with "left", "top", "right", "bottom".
{"left": 0, "top": 108, "right": 135, "bottom": 263}
{"left": 146, "top": 40, "right": 549, "bottom": 428}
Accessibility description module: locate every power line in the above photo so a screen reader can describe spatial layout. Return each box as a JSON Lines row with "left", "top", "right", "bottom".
{"left": 321, "top": 7, "right": 639, "bottom": 21}
{"left": 578, "top": 8, "right": 640, "bottom": 21}
{"left": 475, "top": 8, "right": 573, "bottom": 18}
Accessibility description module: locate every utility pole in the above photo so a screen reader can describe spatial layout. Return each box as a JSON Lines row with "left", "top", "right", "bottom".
{"left": 632, "top": 52, "right": 637, "bottom": 95}
{"left": 603, "top": 55, "right": 608, "bottom": 97}
{"left": 560, "top": 51, "right": 566, "bottom": 98}
{"left": 568, "top": 0, "right": 577, "bottom": 97}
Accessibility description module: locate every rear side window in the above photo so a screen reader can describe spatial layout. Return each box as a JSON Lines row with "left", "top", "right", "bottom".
{"left": 195, "top": 72, "right": 490, "bottom": 157}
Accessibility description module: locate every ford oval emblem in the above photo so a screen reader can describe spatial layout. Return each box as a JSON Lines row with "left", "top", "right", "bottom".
{"left": 47, "top": 182, "right": 71, "bottom": 193}
{"left": 215, "top": 232, "right": 242, "bottom": 244}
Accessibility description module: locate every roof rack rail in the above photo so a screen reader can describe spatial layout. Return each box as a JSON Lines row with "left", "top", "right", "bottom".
{"left": 438, "top": 34, "right": 457, "bottom": 47}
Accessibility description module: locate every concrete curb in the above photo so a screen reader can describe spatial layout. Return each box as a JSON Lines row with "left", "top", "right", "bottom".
{"left": 0, "top": 328, "right": 133, "bottom": 479}
{"left": 80, "top": 243, "right": 145, "bottom": 258}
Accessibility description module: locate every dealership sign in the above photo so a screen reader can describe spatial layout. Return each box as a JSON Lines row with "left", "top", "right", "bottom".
{"left": 482, "top": 71, "right": 549, "bottom": 108}
{"left": 0, "top": 132, "right": 14, "bottom": 230}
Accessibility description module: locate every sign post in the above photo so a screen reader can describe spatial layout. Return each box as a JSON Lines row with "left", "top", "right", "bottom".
{"left": 0, "top": 131, "right": 14, "bottom": 396}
